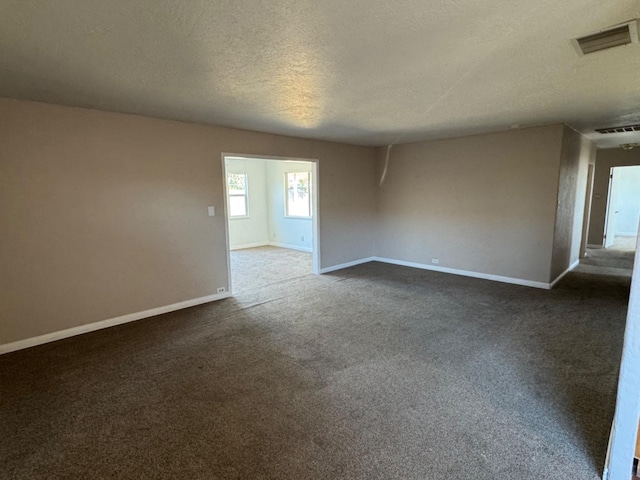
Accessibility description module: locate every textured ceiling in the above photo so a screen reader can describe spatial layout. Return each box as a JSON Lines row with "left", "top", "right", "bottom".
{"left": 1, "top": 0, "right": 639, "bottom": 148}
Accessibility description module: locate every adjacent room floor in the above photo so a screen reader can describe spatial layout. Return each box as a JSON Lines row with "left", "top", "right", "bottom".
{"left": 230, "top": 246, "right": 312, "bottom": 293}
{"left": 579, "top": 235, "right": 637, "bottom": 277}
{"left": 0, "top": 251, "right": 633, "bottom": 479}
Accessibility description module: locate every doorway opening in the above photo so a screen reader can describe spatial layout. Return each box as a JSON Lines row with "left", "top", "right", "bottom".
{"left": 581, "top": 165, "right": 638, "bottom": 277}
{"left": 603, "top": 165, "right": 640, "bottom": 252}
{"left": 221, "top": 154, "right": 319, "bottom": 295}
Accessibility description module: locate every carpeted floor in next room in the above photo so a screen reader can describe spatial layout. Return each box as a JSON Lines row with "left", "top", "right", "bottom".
{"left": 0, "top": 247, "right": 634, "bottom": 480}
{"left": 230, "top": 246, "right": 312, "bottom": 293}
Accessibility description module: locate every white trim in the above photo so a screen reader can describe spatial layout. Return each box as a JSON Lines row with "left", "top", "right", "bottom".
{"left": 319, "top": 256, "right": 572, "bottom": 289}
{"left": 615, "top": 232, "right": 638, "bottom": 237}
{"left": 222, "top": 159, "right": 234, "bottom": 296}
{"left": 227, "top": 172, "right": 249, "bottom": 218}
{"left": 221, "top": 153, "right": 320, "bottom": 281}
{"left": 268, "top": 241, "right": 312, "bottom": 253}
{"left": 606, "top": 233, "right": 640, "bottom": 480}
{"left": 372, "top": 257, "right": 552, "bottom": 289}
{"left": 311, "top": 160, "right": 320, "bottom": 275}
{"left": 587, "top": 243, "right": 603, "bottom": 249}
{"left": 0, "top": 256, "right": 582, "bottom": 355}
{"left": 0, "top": 292, "right": 230, "bottom": 355}
{"left": 549, "top": 259, "right": 580, "bottom": 289}
{"left": 319, "top": 257, "right": 376, "bottom": 274}
{"left": 230, "top": 242, "right": 269, "bottom": 251}
{"left": 284, "top": 171, "right": 312, "bottom": 219}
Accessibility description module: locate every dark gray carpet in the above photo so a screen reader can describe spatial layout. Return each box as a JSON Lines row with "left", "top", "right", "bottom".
{"left": 0, "top": 256, "right": 631, "bottom": 479}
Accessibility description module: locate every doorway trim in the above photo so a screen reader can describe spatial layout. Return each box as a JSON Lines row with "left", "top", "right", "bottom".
{"left": 603, "top": 167, "right": 618, "bottom": 248}
{"left": 221, "top": 153, "right": 320, "bottom": 295}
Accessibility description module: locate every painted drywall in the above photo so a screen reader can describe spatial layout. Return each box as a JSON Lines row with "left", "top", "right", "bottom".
{"left": 226, "top": 158, "right": 269, "bottom": 249}
{"left": 606, "top": 232, "right": 640, "bottom": 480}
{"left": 588, "top": 149, "right": 640, "bottom": 246}
{"left": 375, "top": 125, "right": 565, "bottom": 284}
{"left": 579, "top": 157, "right": 597, "bottom": 259}
{"left": 550, "top": 126, "right": 594, "bottom": 280}
{"left": 226, "top": 157, "right": 314, "bottom": 251}
{"left": 0, "top": 97, "right": 377, "bottom": 345}
{"left": 613, "top": 166, "right": 640, "bottom": 236}
{"left": 266, "top": 161, "right": 313, "bottom": 251}
{"left": 571, "top": 134, "right": 596, "bottom": 262}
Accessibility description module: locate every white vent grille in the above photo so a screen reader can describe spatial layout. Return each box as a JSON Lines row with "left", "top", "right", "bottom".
{"left": 595, "top": 124, "right": 640, "bottom": 134}
{"left": 573, "top": 20, "right": 639, "bottom": 55}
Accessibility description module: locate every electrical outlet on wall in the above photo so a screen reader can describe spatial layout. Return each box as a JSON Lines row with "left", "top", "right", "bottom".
{"left": 301, "top": 236, "right": 304, "bottom": 242}
{"left": 431, "top": 259, "right": 439, "bottom": 265}
{"left": 217, "top": 287, "right": 225, "bottom": 294}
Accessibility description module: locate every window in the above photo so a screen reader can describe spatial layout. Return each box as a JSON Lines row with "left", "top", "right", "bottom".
{"left": 227, "top": 173, "right": 248, "bottom": 217}
{"left": 285, "top": 172, "right": 311, "bottom": 217}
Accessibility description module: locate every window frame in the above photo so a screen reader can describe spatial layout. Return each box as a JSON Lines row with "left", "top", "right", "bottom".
{"left": 227, "top": 173, "right": 249, "bottom": 219}
{"left": 284, "top": 171, "right": 312, "bottom": 219}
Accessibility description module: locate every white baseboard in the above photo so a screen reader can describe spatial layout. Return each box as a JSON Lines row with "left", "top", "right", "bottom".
{"left": 319, "top": 257, "right": 376, "bottom": 274}
{"left": 320, "top": 256, "right": 562, "bottom": 289}
{"left": 0, "top": 255, "right": 582, "bottom": 355}
{"left": 587, "top": 243, "right": 603, "bottom": 249}
{"left": 549, "top": 259, "right": 580, "bottom": 289}
{"left": 268, "top": 241, "right": 312, "bottom": 253}
{"left": 230, "top": 242, "right": 269, "bottom": 251}
{"left": 0, "top": 292, "right": 231, "bottom": 356}
{"left": 371, "top": 257, "right": 552, "bottom": 289}
{"left": 230, "top": 241, "right": 312, "bottom": 253}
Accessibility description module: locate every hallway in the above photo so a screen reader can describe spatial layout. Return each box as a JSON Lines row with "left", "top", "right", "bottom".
{"left": 577, "top": 236, "right": 637, "bottom": 278}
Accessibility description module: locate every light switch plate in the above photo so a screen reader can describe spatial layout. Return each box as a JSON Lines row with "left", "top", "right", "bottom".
{"left": 207, "top": 206, "right": 215, "bottom": 216}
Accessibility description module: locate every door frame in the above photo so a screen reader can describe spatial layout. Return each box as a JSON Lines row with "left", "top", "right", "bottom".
{"left": 221, "top": 153, "right": 320, "bottom": 295}
{"left": 580, "top": 163, "right": 595, "bottom": 258}
{"left": 603, "top": 167, "right": 618, "bottom": 248}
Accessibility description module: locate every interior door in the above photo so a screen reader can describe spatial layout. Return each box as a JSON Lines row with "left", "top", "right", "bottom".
{"left": 604, "top": 168, "right": 621, "bottom": 248}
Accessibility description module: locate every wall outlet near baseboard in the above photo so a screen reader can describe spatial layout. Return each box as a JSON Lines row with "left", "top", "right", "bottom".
{"left": 431, "top": 259, "right": 439, "bottom": 264}
{"left": 217, "top": 287, "right": 225, "bottom": 294}
{"left": 301, "top": 236, "right": 304, "bottom": 242}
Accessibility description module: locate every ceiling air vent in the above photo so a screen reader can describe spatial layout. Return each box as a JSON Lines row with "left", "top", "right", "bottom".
{"left": 573, "top": 20, "right": 639, "bottom": 55}
{"left": 595, "top": 124, "right": 640, "bottom": 134}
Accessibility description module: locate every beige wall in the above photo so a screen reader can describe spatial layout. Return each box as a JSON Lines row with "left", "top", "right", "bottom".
{"left": 1, "top": 96, "right": 595, "bottom": 347}
{"left": 375, "top": 125, "right": 565, "bottom": 284}
{"left": 550, "top": 126, "right": 594, "bottom": 280}
{"left": 226, "top": 158, "right": 270, "bottom": 249}
{"left": 588, "top": 148, "right": 640, "bottom": 246}
{"left": 0, "top": 98, "right": 377, "bottom": 345}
